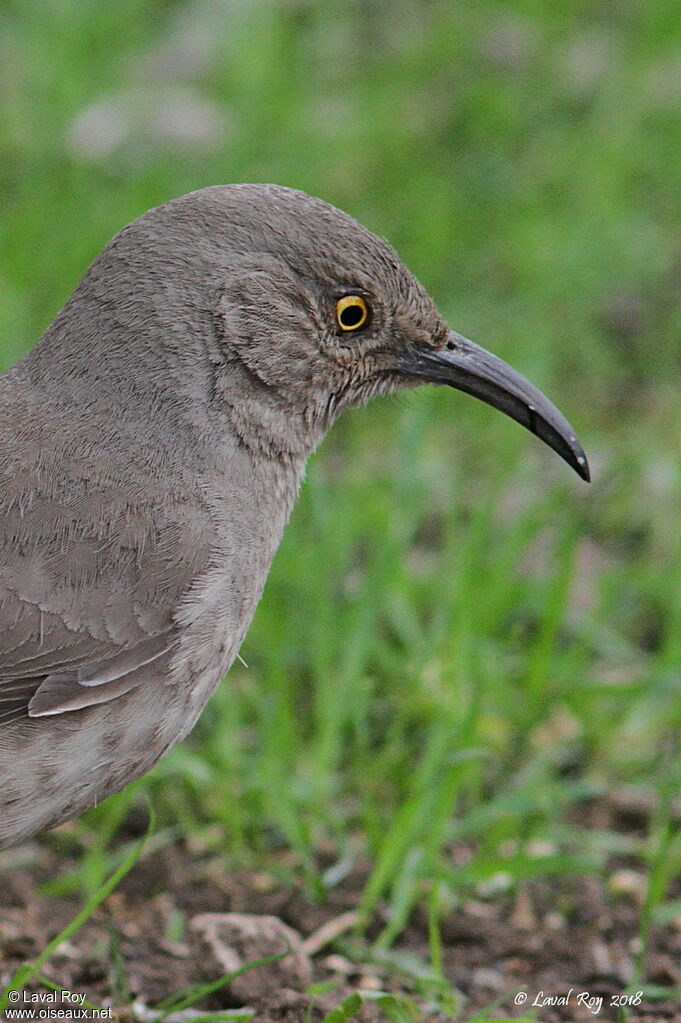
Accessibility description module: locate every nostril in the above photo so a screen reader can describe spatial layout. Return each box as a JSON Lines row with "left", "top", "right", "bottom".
{"left": 445, "top": 339, "right": 456, "bottom": 351}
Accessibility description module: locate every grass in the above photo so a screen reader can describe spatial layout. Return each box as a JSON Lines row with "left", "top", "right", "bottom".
{"left": 1, "top": 0, "right": 681, "bottom": 1018}
{"left": 0, "top": 810, "right": 152, "bottom": 1015}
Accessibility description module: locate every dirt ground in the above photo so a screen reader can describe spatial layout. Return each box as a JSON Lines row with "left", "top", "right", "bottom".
{"left": 0, "top": 799, "right": 679, "bottom": 1023}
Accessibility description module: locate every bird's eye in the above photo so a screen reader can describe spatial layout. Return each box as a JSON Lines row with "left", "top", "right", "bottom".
{"left": 336, "top": 295, "right": 369, "bottom": 332}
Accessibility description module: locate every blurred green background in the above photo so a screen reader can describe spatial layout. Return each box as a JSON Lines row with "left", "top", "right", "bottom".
{"left": 2, "top": 0, "right": 681, "bottom": 969}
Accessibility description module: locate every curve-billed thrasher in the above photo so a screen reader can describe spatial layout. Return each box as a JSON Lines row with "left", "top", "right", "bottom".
{"left": 0, "top": 185, "right": 588, "bottom": 848}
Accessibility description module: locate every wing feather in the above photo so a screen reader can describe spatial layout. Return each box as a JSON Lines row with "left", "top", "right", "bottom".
{"left": 0, "top": 436, "right": 216, "bottom": 722}
{"left": 27, "top": 627, "right": 177, "bottom": 716}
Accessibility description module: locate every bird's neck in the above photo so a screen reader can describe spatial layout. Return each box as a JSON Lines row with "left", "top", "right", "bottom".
{"left": 24, "top": 270, "right": 325, "bottom": 467}
{"left": 210, "top": 357, "right": 326, "bottom": 463}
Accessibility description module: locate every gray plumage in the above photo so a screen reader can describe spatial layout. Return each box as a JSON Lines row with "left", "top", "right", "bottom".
{"left": 0, "top": 185, "right": 588, "bottom": 848}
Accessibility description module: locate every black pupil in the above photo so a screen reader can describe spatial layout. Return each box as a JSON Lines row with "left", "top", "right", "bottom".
{"left": 340, "top": 303, "right": 364, "bottom": 328}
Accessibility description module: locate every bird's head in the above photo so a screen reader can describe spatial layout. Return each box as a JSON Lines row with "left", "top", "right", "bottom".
{"left": 204, "top": 184, "right": 588, "bottom": 478}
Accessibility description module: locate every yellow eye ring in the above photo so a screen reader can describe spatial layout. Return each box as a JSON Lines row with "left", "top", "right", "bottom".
{"left": 336, "top": 294, "right": 369, "bottom": 332}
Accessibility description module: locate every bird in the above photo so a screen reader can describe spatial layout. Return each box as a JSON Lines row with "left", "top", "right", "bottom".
{"left": 0, "top": 184, "right": 589, "bottom": 849}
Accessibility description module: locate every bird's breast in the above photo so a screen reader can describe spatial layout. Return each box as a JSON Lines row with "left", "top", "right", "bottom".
{"left": 168, "top": 450, "right": 306, "bottom": 722}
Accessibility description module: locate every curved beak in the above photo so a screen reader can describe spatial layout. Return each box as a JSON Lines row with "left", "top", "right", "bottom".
{"left": 400, "top": 331, "right": 590, "bottom": 481}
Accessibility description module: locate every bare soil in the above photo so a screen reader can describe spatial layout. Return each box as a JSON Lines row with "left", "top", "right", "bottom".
{"left": 0, "top": 801, "right": 679, "bottom": 1023}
